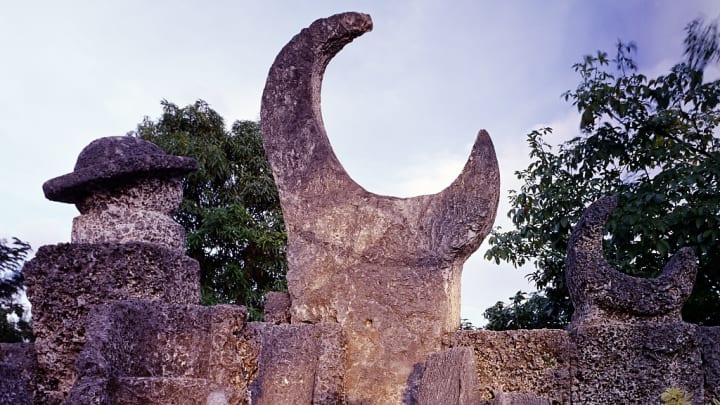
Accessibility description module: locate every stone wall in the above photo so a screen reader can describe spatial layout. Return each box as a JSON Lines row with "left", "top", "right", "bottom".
{"left": 444, "top": 330, "right": 573, "bottom": 403}
{"left": 3, "top": 11, "right": 720, "bottom": 405}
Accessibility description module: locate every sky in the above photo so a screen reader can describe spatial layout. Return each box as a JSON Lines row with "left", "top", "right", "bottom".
{"left": 2, "top": 1, "right": 719, "bottom": 326}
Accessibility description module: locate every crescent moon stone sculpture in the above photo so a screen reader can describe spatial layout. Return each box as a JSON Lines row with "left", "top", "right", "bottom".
{"left": 261, "top": 12, "right": 499, "bottom": 403}
{"left": 565, "top": 195, "right": 697, "bottom": 326}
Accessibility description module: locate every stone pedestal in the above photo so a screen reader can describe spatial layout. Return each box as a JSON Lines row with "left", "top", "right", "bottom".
{"left": 571, "top": 322, "right": 703, "bottom": 404}
{"left": 68, "top": 300, "right": 247, "bottom": 404}
{"left": 24, "top": 243, "right": 200, "bottom": 404}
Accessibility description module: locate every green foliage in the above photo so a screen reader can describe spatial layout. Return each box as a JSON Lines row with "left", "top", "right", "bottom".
{"left": 132, "top": 100, "right": 287, "bottom": 320}
{"left": 485, "top": 19, "right": 720, "bottom": 328}
{"left": 660, "top": 387, "right": 693, "bottom": 405}
{"left": 0, "top": 237, "right": 33, "bottom": 342}
{"left": 483, "top": 291, "right": 569, "bottom": 331}
{"left": 459, "top": 318, "right": 478, "bottom": 330}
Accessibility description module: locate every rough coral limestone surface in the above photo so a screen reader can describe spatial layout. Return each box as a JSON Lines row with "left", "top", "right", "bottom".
{"left": 565, "top": 195, "right": 697, "bottom": 326}
{"left": 261, "top": 11, "right": 499, "bottom": 403}
{"left": 24, "top": 243, "right": 200, "bottom": 404}
{"left": 68, "top": 301, "right": 250, "bottom": 404}
{"left": 444, "top": 329, "right": 573, "bottom": 404}
{"left": 44, "top": 136, "right": 197, "bottom": 252}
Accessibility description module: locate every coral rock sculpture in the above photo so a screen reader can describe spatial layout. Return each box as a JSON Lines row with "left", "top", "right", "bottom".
{"left": 565, "top": 196, "right": 703, "bottom": 404}
{"left": 43, "top": 136, "right": 197, "bottom": 252}
{"left": 25, "top": 136, "right": 200, "bottom": 404}
{"left": 565, "top": 195, "right": 697, "bottom": 326}
{"left": 261, "top": 11, "right": 500, "bottom": 403}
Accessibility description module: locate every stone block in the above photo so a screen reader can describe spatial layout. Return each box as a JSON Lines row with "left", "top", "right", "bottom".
{"left": 571, "top": 322, "right": 703, "bottom": 404}
{"left": 491, "top": 392, "right": 550, "bottom": 405}
{"left": 68, "top": 300, "right": 249, "bottom": 404}
{"left": 416, "top": 347, "right": 479, "bottom": 405}
{"left": 24, "top": 242, "right": 200, "bottom": 403}
{"left": 444, "top": 329, "right": 573, "bottom": 404}
{"left": 263, "top": 291, "right": 291, "bottom": 324}
{"left": 700, "top": 326, "right": 720, "bottom": 400}
{"left": 244, "top": 322, "right": 346, "bottom": 404}
{"left": 108, "top": 377, "right": 247, "bottom": 405}
{"left": 0, "top": 343, "right": 37, "bottom": 405}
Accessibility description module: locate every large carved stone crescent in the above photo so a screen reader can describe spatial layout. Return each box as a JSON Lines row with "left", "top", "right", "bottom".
{"left": 261, "top": 12, "right": 499, "bottom": 403}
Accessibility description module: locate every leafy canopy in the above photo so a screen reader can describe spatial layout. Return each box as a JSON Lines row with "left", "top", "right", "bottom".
{"left": 485, "top": 19, "right": 720, "bottom": 329}
{"left": 132, "top": 100, "right": 287, "bottom": 320}
{"left": 0, "top": 237, "right": 33, "bottom": 342}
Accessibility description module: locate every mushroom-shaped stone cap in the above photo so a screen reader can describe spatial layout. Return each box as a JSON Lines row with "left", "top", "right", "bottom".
{"left": 43, "top": 136, "right": 198, "bottom": 203}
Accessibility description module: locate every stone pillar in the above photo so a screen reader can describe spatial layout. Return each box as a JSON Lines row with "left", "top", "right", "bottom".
{"left": 24, "top": 136, "right": 200, "bottom": 404}
{"left": 565, "top": 196, "right": 703, "bottom": 404}
{"left": 260, "top": 12, "right": 500, "bottom": 403}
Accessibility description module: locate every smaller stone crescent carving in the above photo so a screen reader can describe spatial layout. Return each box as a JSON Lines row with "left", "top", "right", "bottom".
{"left": 566, "top": 195, "right": 697, "bottom": 325}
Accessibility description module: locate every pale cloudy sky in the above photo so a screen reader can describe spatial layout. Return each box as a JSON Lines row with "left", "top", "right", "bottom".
{"left": 1, "top": 1, "right": 718, "bottom": 325}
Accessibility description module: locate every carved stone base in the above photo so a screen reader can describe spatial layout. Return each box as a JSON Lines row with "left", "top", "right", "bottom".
{"left": 570, "top": 322, "right": 703, "bottom": 404}
{"left": 24, "top": 242, "right": 200, "bottom": 404}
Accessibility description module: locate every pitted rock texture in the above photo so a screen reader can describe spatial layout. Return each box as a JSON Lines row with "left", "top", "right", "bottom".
{"left": 444, "top": 330, "right": 573, "bottom": 404}
{"left": 263, "top": 291, "right": 291, "bottom": 324}
{"left": 416, "top": 347, "right": 479, "bottom": 405}
{"left": 70, "top": 167, "right": 186, "bottom": 251}
{"left": 490, "top": 392, "right": 550, "bottom": 405}
{"left": 261, "top": 12, "right": 499, "bottom": 403}
{"left": 24, "top": 242, "right": 200, "bottom": 404}
{"left": 0, "top": 343, "right": 37, "bottom": 405}
{"left": 72, "top": 207, "right": 186, "bottom": 251}
{"left": 700, "top": 326, "right": 720, "bottom": 400}
{"left": 245, "top": 322, "right": 347, "bottom": 404}
{"left": 43, "top": 136, "right": 197, "bottom": 204}
{"left": 75, "top": 176, "right": 183, "bottom": 214}
{"left": 566, "top": 196, "right": 697, "bottom": 326}
{"left": 571, "top": 322, "right": 704, "bottom": 404}
{"left": 68, "top": 300, "right": 249, "bottom": 404}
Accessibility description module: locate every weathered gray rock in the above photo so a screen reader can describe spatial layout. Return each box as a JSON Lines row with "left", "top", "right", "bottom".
{"left": 566, "top": 196, "right": 697, "bottom": 326}
{"left": 245, "top": 322, "right": 347, "bottom": 404}
{"left": 700, "top": 326, "right": 720, "bottom": 401}
{"left": 0, "top": 343, "right": 37, "bottom": 405}
{"left": 44, "top": 136, "right": 197, "bottom": 252}
{"left": 264, "top": 291, "right": 291, "bottom": 324}
{"left": 24, "top": 242, "right": 200, "bottom": 404}
{"left": 71, "top": 176, "right": 187, "bottom": 251}
{"left": 68, "top": 300, "right": 250, "bottom": 404}
{"left": 571, "top": 322, "right": 704, "bottom": 404}
{"left": 564, "top": 197, "right": 705, "bottom": 403}
{"left": 444, "top": 330, "right": 573, "bottom": 404}
{"left": 28, "top": 135, "right": 201, "bottom": 403}
{"left": 109, "top": 377, "right": 245, "bottom": 405}
{"left": 416, "top": 347, "right": 479, "bottom": 405}
{"left": 261, "top": 12, "right": 499, "bottom": 403}
{"left": 43, "top": 136, "right": 197, "bottom": 204}
{"left": 490, "top": 392, "right": 550, "bottom": 405}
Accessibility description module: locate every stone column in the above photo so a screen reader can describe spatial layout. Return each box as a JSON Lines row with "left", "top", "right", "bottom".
{"left": 25, "top": 136, "right": 200, "bottom": 404}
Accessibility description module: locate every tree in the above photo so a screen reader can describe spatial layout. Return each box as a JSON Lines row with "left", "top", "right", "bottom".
{"left": 483, "top": 291, "right": 568, "bottom": 331}
{"left": 485, "top": 19, "right": 720, "bottom": 328}
{"left": 0, "top": 237, "right": 33, "bottom": 342}
{"left": 132, "top": 100, "right": 288, "bottom": 320}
